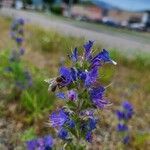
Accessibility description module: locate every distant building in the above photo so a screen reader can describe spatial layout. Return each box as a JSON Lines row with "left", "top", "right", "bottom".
{"left": 108, "top": 9, "right": 143, "bottom": 23}
{"left": 66, "top": 4, "right": 103, "bottom": 21}
{"left": 1, "top": 0, "right": 14, "bottom": 7}
{"left": 1, "top": 0, "right": 24, "bottom": 9}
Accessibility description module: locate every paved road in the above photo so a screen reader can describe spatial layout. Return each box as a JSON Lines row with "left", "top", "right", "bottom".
{"left": 1, "top": 8, "right": 150, "bottom": 55}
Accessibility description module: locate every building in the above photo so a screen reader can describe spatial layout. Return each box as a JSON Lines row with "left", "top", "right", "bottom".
{"left": 1, "top": 0, "right": 14, "bottom": 7}
{"left": 66, "top": 4, "right": 103, "bottom": 22}
{"left": 108, "top": 9, "right": 142, "bottom": 23}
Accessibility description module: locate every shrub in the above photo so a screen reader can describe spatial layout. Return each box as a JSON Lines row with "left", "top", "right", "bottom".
{"left": 51, "top": 4, "right": 62, "bottom": 15}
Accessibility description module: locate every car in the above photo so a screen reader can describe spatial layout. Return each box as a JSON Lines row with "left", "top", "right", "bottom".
{"left": 102, "top": 17, "right": 120, "bottom": 27}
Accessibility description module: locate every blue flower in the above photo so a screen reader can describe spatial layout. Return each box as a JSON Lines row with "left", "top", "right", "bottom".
{"left": 91, "top": 49, "right": 117, "bottom": 67}
{"left": 19, "top": 48, "right": 25, "bottom": 55}
{"left": 26, "top": 135, "right": 53, "bottom": 150}
{"left": 116, "top": 101, "right": 134, "bottom": 120}
{"left": 85, "top": 67, "right": 98, "bottom": 87}
{"left": 67, "top": 90, "right": 78, "bottom": 101}
{"left": 70, "top": 67, "right": 77, "bottom": 81}
{"left": 58, "top": 128, "right": 68, "bottom": 140}
{"left": 84, "top": 40, "right": 94, "bottom": 60}
{"left": 56, "top": 92, "right": 66, "bottom": 100}
{"left": 66, "top": 119, "right": 75, "bottom": 128}
{"left": 16, "top": 37, "right": 23, "bottom": 44}
{"left": 117, "top": 123, "right": 128, "bottom": 132}
{"left": 90, "top": 86, "right": 111, "bottom": 109}
{"left": 10, "top": 18, "right": 24, "bottom": 47}
{"left": 116, "top": 110, "right": 125, "bottom": 120}
{"left": 123, "top": 135, "right": 130, "bottom": 144}
{"left": 49, "top": 109, "right": 68, "bottom": 128}
{"left": 77, "top": 70, "right": 87, "bottom": 80}
{"left": 88, "top": 118, "right": 97, "bottom": 131}
{"left": 116, "top": 101, "right": 133, "bottom": 144}
{"left": 17, "top": 18, "right": 25, "bottom": 25}
{"left": 43, "top": 135, "right": 53, "bottom": 149}
{"left": 90, "top": 86, "right": 105, "bottom": 100}
{"left": 70, "top": 48, "right": 78, "bottom": 62}
{"left": 122, "top": 101, "right": 133, "bottom": 112}
{"left": 80, "top": 117, "right": 97, "bottom": 139}
{"left": 85, "top": 131, "right": 93, "bottom": 143}
{"left": 59, "top": 67, "right": 72, "bottom": 86}
{"left": 26, "top": 139, "right": 37, "bottom": 150}
{"left": 93, "top": 98, "right": 111, "bottom": 109}
{"left": 122, "top": 101, "right": 134, "bottom": 120}
{"left": 92, "top": 49, "right": 109, "bottom": 62}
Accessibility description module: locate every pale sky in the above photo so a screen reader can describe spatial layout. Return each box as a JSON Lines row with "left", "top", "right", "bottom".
{"left": 93, "top": 0, "right": 150, "bottom": 11}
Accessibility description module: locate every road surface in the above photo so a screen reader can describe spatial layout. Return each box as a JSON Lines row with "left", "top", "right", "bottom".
{"left": 0, "top": 8, "right": 150, "bottom": 55}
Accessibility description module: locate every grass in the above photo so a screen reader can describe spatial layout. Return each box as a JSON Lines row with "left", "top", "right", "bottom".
{"left": 0, "top": 16, "right": 150, "bottom": 149}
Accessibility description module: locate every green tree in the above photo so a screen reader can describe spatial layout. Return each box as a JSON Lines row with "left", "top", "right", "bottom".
{"left": 43, "top": 0, "right": 55, "bottom": 4}
{"left": 23, "top": 0, "right": 32, "bottom": 5}
{"left": 63, "top": 0, "right": 79, "bottom": 4}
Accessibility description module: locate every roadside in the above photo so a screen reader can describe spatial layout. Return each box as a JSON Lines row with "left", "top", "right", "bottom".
{"left": 0, "top": 8, "right": 150, "bottom": 55}
{"left": 44, "top": 12, "right": 150, "bottom": 44}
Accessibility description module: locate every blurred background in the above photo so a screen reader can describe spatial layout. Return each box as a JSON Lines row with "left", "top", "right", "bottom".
{"left": 0, "top": 0, "right": 150, "bottom": 149}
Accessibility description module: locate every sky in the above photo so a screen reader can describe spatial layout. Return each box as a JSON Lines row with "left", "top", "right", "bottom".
{"left": 94, "top": 0, "right": 150, "bottom": 11}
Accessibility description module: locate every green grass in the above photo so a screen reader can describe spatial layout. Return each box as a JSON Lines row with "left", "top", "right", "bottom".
{"left": 21, "top": 72, "right": 56, "bottom": 123}
{"left": 0, "top": 49, "right": 56, "bottom": 121}
{"left": 26, "top": 25, "right": 84, "bottom": 53}
{"left": 26, "top": 24, "right": 150, "bottom": 71}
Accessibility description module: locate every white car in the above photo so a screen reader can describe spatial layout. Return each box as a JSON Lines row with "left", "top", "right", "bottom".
{"left": 130, "top": 23, "right": 145, "bottom": 31}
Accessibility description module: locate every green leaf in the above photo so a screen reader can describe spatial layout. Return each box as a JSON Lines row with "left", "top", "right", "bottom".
{"left": 21, "top": 128, "right": 36, "bottom": 142}
{"left": 66, "top": 101, "right": 77, "bottom": 110}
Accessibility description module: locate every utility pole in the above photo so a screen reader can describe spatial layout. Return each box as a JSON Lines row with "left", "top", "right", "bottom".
{"left": 68, "top": 0, "right": 73, "bottom": 17}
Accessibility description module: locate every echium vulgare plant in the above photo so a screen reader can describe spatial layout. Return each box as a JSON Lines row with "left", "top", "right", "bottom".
{"left": 47, "top": 41, "right": 116, "bottom": 148}
{"left": 11, "top": 18, "right": 25, "bottom": 48}
{"left": 26, "top": 41, "right": 133, "bottom": 149}
{"left": 5, "top": 18, "right": 32, "bottom": 90}
{"left": 116, "top": 101, "right": 134, "bottom": 144}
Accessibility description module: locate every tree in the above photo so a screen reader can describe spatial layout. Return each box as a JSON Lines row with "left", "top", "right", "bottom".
{"left": 23, "top": 0, "right": 32, "bottom": 5}
{"left": 43, "top": 0, "right": 55, "bottom": 4}
{"left": 63, "top": 0, "right": 79, "bottom": 4}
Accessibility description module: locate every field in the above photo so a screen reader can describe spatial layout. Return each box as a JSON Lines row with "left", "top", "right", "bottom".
{"left": 0, "top": 16, "right": 150, "bottom": 149}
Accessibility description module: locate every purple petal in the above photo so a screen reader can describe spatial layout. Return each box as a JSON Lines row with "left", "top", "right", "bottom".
{"left": 84, "top": 40, "right": 94, "bottom": 60}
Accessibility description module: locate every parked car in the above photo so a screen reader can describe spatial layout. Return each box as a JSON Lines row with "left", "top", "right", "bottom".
{"left": 129, "top": 23, "right": 145, "bottom": 31}
{"left": 102, "top": 17, "right": 120, "bottom": 27}
{"left": 128, "top": 15, "right": 150, "bottom": 32}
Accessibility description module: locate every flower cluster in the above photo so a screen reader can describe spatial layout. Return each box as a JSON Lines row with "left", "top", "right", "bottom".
{"left": 116, "top": 101, "right": 134, "bottom": 144}
{"left": 26, "top": 135, "right": 53, "bottom": 150}
{"left": 46, "top": 41, "right": 117, "bottom": 147}
{"left": 5, "top": 18, "right": 32, "bottom": 90}
{"left": 10, "top": 18, "right": 25, "bottom": 61}
{"left": 10, "top": 18, "right": 24, "bottom": 46}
